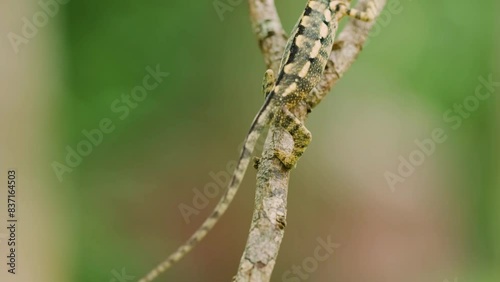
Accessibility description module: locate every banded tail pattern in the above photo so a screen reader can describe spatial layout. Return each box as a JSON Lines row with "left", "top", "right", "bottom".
{"left": 138, "top": 93, "right": 276, "bottom": 282}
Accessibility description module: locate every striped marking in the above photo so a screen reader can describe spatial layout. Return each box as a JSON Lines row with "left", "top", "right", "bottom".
{"left": 284, "top": 63, "right": 295, "bottom": 74}
{"left": 324, "top": 9, "right": 332, "bottom": 22}
{"left": 300, "top": 16, "right": 313, "bottom": 27}
{"left": 330, "top": 1, "right": 344, "bottom": 12}
{"left": 308, "top": 1, "right": 327, "bottom": 10}
{"left": 298, "top": 61, "right": 311, "bottom": 78}
{"left": 282, "top": 82, "right": 298, "bottom": 97}
{"left": 295, "top": 35, "right": 307, "bottom": 48}
{"left": 310, "top": 40, "right": 322, "bottom": 58}
{"left": 319, "top": 22, "right": 329, "bottom": 38}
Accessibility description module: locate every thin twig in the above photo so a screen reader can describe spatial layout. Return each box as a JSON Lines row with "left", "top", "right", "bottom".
{"left": 234, "top": 1, "right": 387, "bottom": 281}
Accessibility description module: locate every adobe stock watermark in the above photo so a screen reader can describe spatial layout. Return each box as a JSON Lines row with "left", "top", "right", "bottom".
{"left": 178, "top": 137, "right": 266, "bottom": 224}
{"left": 178, "top": 160, "right": 237, "bottom": 224}
{"left": 367, "top": 0, "right": 404, "bottom": 41}
{"left": 385, "top": 74, "right": 500, "bottom": 191}
{"left": 282, "top": 235, "right": 340, "bottom": 282}
{"left": 212, "top": 0, "right": 410, "bottom": 34}
{"left": 51, "top": 65, "right": 170, "bottom": 182}
{"left": 109, "top": 268, "right": 135, "bottom": 282}
{"left": 7, "top": 0, "right": 71, "bottom": 54}
{"left": 364, "top": 0, "right": 420, "bottom": 46}
{"left": 213, "top": 0, "right": 244, "bottom": 21}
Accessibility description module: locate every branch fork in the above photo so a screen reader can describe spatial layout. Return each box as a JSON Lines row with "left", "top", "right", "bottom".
{"left": 234, "top": 1, "right": 387, "bottom": 281}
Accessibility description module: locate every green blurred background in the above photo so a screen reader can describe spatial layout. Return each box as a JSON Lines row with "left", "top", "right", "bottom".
{"left": 0, "top": 0, "right": 499, "bottom": 281}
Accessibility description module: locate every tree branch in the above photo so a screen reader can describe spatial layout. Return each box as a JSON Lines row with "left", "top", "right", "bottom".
{"left": 234, "top": 1, "right": 387, "bottom": 282}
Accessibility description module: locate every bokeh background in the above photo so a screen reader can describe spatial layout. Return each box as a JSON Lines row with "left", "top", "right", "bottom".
{"left": 0, "top": 0, "right": 499, "bottom": 281}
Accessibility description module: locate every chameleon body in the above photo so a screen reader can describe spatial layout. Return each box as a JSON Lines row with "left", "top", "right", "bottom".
{"left": 139, "top": 1, "right": 375, "bottom": 281}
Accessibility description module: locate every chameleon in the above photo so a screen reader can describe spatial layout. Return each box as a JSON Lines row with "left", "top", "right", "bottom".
{"left": 139, "top": 1, "right": 376, "bottom": 281}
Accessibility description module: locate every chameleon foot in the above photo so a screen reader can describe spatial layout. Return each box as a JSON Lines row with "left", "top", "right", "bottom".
{"left": 275, "top": 149, "right": 298, "bottom": 169}
{"left": 262, "top": 69, "right": 276, "bottom": 98}
{"left": 274, "top": 107, "right": 312, "bottom": 169}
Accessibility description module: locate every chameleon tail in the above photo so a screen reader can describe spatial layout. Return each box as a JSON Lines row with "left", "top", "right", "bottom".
{"left": 138, "top": 92, "right": 276, "bottom": 282}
